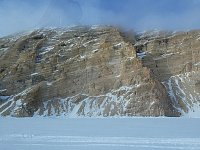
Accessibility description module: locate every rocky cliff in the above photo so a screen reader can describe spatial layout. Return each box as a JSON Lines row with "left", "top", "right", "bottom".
{"left": 0, "top": 26, "right": 199, "bottom": 117}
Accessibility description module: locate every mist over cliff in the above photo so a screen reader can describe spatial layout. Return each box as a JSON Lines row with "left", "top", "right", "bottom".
{"left": 1, "top": 0, "right": 200, "bottom": 37}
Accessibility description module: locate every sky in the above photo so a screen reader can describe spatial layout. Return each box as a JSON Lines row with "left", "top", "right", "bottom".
{"left": 0, "top": 0, "right": 200, "bottom": 37}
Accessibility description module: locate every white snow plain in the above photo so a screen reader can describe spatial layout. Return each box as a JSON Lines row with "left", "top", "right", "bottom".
{"left": 0, "top": 117, "right": 200, "bottom": 150}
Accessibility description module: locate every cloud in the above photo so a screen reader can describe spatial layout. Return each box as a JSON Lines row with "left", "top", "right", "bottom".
{"left": 0, "top": 0, "right": 83, "bottom": 37}
{"left": 0, "top": 0, "right": 200, "bottom": 37}
{"left": 39, "top": 0, "right": 83, "bottom": 27}
{"left": 77, "top": 0, "right": 200, "bottom": 31}
{"left": 0, "top": 0, "right": 50, "bottom": 36}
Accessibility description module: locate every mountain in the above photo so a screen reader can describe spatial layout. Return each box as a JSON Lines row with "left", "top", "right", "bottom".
{"left": 0, "top": 26, "right": 199, "bottom": 117}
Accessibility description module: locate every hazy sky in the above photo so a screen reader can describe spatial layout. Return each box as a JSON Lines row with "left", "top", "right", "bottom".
{"left": 0, "top": 0, "right": 200, "bottom": 37}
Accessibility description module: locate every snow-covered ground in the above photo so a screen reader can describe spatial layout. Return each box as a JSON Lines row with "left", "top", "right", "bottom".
{"left": 0, "top": 117, "right": 200, "bottom": 150}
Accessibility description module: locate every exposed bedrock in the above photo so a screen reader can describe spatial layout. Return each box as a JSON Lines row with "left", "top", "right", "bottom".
{"left": 0, "top": 26, "right": 200, "bottom": 117}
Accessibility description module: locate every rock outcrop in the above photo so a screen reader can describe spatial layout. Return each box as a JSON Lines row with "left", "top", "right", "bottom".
{"left": 0, "top": 26, "right": 199, "bottom": 117}
{"left": 135, "top": 30, "right": 200, "bottom": 114}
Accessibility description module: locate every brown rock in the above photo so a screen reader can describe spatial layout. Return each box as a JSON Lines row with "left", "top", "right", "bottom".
{"left": 1, "top": 26, "right": 199, "bottom": 117}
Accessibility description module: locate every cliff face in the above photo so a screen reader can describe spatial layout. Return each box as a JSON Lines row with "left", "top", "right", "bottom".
{"left": 135, "top": 30, "right": 200, "bottom": 114}
{"left": 0, "top": 26, "right": 199, "bottom": 117}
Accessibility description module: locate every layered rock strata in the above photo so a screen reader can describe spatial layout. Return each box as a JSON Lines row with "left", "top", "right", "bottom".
{"left": 0, "top": 26, "right": 199, "bottom": 117}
